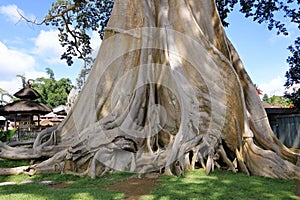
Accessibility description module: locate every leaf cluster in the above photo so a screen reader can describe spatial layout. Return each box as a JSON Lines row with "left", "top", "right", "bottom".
{"left": 32, "top": 77, "right": 72, "bottom": 109}
{"left": 0, "top": 128, "right": 16, "bottom": 143}
{"left": 262, "top": 94, "right": 293, "bottom": 107}
{"left": 43, "top": 0, "right": 299, "bottom": 65}
{"left": 44, "top": 0, "right": 113, "bottom": 65}
{"left": 14, "top": 70, "right": 72, "bottom": 109}
{"left": 285, "top": 37, "right": 300, "bottom": 107}
{"left": 217, "top": 0, "right": 299, "bottom": 35}
{"left": 43, "top": 1, "right": 300, "bottom": 106}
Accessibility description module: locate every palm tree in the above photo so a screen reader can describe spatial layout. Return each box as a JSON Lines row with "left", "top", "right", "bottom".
{"left": 16, "top": 75, "right": 35, "bottom": 88}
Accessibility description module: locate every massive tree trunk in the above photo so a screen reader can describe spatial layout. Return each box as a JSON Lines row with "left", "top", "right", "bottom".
{"left": 1, "top": 0, "right": 300, "bottom": 179}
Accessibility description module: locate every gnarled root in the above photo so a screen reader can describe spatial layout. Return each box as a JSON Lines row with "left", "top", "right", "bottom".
{"left": 243, "top": 138, "right": 300, "bottom": 179}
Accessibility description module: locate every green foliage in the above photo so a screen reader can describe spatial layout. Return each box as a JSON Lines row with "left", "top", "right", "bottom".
{"left": 32, "top": 77, "right": 72, "bottom": 109}
{"left": 43, "top": 1, "right": 300, "bottom": 106}
{"left": 0, "top": 128, "right": 16, "bottom": 142}
{"left": 13, "top": 69, "right": 72, "bottom": 109}
{"left": 263, "top": 94, "right": 292, "bottom": 107}
{"left": 0, "top": 159, "right": 30, "bottom": 168}
{"left": 285, "top": 37, "right": 300, "bottom": 107}
{"left": 16, "top": 75, "right": 27, "bottom": 88}
{"left": 45, "top": 0, "right": 114, "bottom": 66}
{"left": 216, "top": 0, "right": 299, "bottom": 36}
{"left": 43, "top": 0, "right": 299, "bottom": 66}
{"left": 262, "top": 94, "right": 269, "bottom": 102}
{"left": 76, "top": 57, "right": 94, "bottom": 91}
{"left": 45, "top": 67, "right": 55, "bottom": 79}
{"left": 216, "top": 0, "right": 238, "bottom": 27}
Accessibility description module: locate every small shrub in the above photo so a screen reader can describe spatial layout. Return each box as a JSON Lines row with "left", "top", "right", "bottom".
{"left": 0, "top": 128, "right": 16, "bottom": 142}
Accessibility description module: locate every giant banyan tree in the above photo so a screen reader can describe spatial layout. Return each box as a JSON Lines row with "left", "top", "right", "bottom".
{"left": 1, "top": 0, "right": 300, "bottom": 179}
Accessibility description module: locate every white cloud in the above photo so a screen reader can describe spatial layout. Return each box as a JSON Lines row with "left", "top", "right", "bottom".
{"left": 33, "top": 30, "right": 65, "bottom": 64}
{"left": 0, "top": 41, "right": 35, "bottom": 80}
{"left": 0, "top": 26, "right": 92, "bottom": 95}
{"left": 0, "top": 71, "right": 47, "bottom": 96}
{"left": 0, "top": 79, "right": 20, "bottom": 96}
{"left": 0, "top": 4, "right": 24, "bottom": 23}
{"left": 33, "top": 29, "right": 102, "bottom": 64}
{"left": 0, "top": 40, "right": 50, "bottom": 95}
{"left": 90, "top": 31, "right": 102, "bottom": 52}
{"left": 260, "top": 77, "right": 285, "bottom": 96}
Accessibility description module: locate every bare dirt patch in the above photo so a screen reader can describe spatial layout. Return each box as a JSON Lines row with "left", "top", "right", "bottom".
{"left": 105, "top": 173, "right": 160, "bottom": 200}
{"left": 51, "top": 182, "right": 70, "bottom": 189}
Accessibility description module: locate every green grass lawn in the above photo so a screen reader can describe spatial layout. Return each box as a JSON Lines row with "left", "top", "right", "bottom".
{"left": 0, "top": 159, "right": 298, "bottom": 200}
{"left": 0, "top": 172, "right": 129, "bottom": 200}
{"left": 142, "top": 170, "right": 298, "bottom": 200}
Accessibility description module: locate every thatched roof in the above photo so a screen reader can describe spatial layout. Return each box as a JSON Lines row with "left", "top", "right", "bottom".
{"left": 0, "top": 100, "right": 52, "bottom": 115}
{"left": 14, "top": 87, "right": 41, "bottom": 100}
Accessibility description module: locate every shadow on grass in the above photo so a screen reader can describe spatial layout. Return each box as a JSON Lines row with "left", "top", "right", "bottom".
{"left": 142, "top": 170, "right": 298, "bottom": 200}
{"left": 0, "top": 172, "right": 133, "bottom": 200}
{"left": 0, "top": 166, "right": 298, "bottom": 200}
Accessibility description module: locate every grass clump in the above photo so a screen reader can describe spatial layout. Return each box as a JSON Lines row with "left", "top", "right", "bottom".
{"left": 0, "top": 159, "right": 30, "bottom": 168}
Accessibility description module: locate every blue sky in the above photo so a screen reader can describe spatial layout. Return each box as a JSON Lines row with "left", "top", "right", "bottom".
{"left": 0, "top": 1, "right": 298, "bottom": 97}
{"left": 0, "top": 0, "right": 99, "bottom": 97}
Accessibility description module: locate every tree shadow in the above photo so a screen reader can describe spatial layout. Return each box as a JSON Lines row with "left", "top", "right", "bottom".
{"left": 0, "top": 170, "right": 297, "bottom": 200}
{"left": 0, "top": 172, "right": 132, "bottom": 200}
{"left": 146, "top": 170, "right": 298, "bottom": 200}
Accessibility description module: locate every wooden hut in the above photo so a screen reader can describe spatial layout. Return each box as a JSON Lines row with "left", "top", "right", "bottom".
{"left": 0, "top": 82, "right": 51, "bottom": 139}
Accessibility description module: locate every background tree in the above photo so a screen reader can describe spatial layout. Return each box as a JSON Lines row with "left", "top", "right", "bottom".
{"left": 76, "top": 57, "right": 94, "bottom": 92}
{"left": 41, "top": 0, "right": 300, "bottom": 107}
{"left": 262, "top": 94, "right": 269, "bottom": 102}
{"left": 1, "top": 0, "right": 299, "bottom": 179}
{"left": 16, "top": 75, "right": 30, "bottom": 88}
{"left": 15, "top": 70, "right": 72, "bottom": 109}
{"left": 46, "top": 67, "right": 55, "bottom": 80}
{"left": 32, "top": 76, "right": 72, "bottom": 109}
{"left": 37, "top": 0, "right": 299, "bottom": 67}
{"left": 263, "top": 94, "right": 293, "bottom": 107}
{"left": 285, "top": 37, "right": 300, "bottom": 107}
{"left": 40, "top": 0, "right": 114, "bottom": 65}
{"left": 16, "top": 75, "right": 26, "bottom": 88}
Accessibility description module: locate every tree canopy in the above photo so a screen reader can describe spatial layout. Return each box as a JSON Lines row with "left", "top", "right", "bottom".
{"left": 32, "top": 76, "right": 72, "bottom": 109}
{"left": 262, "top": 94, "right": 292, "bottom": 107}
{"left": 285, "top": 37, "right": 300, "bottom": 107}
{"left": 42, "top": 0, "right": 299, "bottom": 64}
{"left": 40, "top": 0, "right": 300, "bottom": 105}
{"left": 14, "top": 70, "right": 72, "bottom": 109}
{"left": 14, "top": 67, "right": 72, "bottom": 108}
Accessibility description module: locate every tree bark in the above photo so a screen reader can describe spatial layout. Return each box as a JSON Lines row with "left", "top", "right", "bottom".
{"left": 0, "top": 0, "right": 299, "bottom": 179}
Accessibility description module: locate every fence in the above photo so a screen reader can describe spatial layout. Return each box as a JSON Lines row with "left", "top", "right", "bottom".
{"left": 266, "top": 108, "right": 300, "bottom": 148}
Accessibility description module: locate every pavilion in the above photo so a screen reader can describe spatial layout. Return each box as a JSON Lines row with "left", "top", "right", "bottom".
{"left": 0, "top": 82, "right": 51, "bottom": 139}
